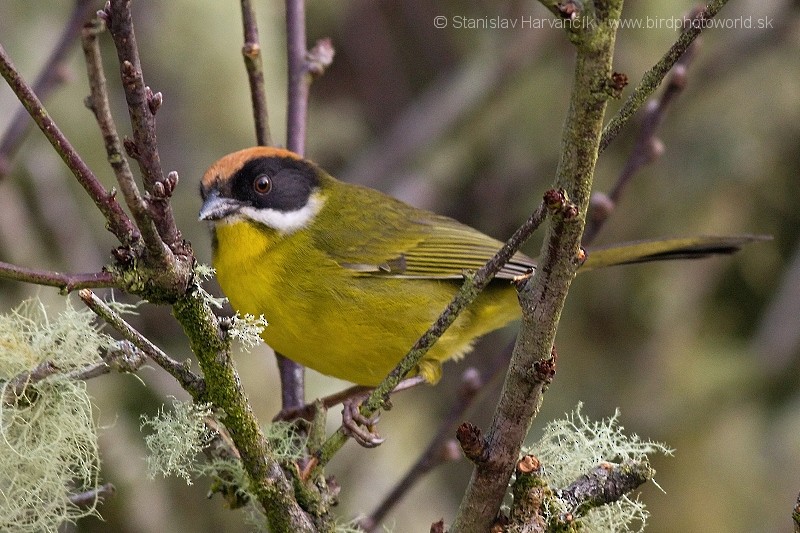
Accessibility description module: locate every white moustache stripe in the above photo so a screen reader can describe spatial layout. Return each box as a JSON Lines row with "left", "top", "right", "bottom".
{"left": 239, "top": 193, "right": 325, "bottom": 234}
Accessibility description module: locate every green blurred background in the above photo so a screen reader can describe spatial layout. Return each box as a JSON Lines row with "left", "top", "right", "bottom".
{"left": 1, "top": 1, "right": 798, "bottom": 531}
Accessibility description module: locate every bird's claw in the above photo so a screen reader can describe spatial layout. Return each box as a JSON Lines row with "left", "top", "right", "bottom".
{"left": 342, "top": 399, "right": 385, "bottom": 448}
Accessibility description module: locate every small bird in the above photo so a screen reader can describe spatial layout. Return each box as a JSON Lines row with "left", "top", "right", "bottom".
{"left": 199, "top": 147, "right": 759, "bottom": 387}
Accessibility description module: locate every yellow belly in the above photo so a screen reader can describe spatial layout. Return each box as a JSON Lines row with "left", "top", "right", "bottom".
{"left": 212, "top": 221, "right": 520, "bottom": 386}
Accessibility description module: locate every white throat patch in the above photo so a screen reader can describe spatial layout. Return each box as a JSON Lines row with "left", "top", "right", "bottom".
{"left": 236, "top": 192, "right": 325, "bottom": 235}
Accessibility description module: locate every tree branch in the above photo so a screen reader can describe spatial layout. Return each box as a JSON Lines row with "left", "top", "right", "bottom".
{"left": 451, "top": 1, "right": 624, "bottom": 528}
{"left": 81, "top": 15, "right": 169, "bottom": 263}
{"left": 241, "top": 0, "right": 272, "bottom": 146}
{"left": 360, "top": 368, "right": 485, "bottom": 532}
{"left": 170, "top": 291, "right": 318, "bottom": 531}
{"left": 285, "top": 0, "right": 309, "bottom": 155}
{"left": 0, "top": 43, "right": 140, "bottom": 246}
{"left": 585, "top": 12, "right": 701, "bottom": 244}
{"left": 279, "top": 0, "right": 333, "bottom": 414}
{"left": 558, "top": 460, "right": 654, "bottom": 514}
{"left": 69, "top": 483, "right": 116, "bottom": 510}
{"left": 79, "top": 289, "right": 205, "bottom": 397}
{"left": 103, "top": 0, "right": 180, "bottom": 247}
{"left": 69, "top": 340, "right": 148, "bottom": 381}
{"left": 0, "top": 261, "right": 116, "bottom": 293}
{"left": 599, "top": 0, "right": 732, "bottom": 153}
{"left": 0, "top": 0, "right": 96, "bottom": 180}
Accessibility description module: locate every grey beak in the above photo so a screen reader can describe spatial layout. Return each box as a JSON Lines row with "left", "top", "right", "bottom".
{"left": 199, "top": 189, "right": 244, "bottom": 221}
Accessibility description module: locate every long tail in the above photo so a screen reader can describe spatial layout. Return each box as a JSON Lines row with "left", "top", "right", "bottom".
{"left": 580, "top": 235, "right": 771, "bottom": 272}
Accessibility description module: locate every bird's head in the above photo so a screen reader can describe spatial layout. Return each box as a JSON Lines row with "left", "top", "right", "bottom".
{"left": 199, "top": 147, "right": 328, "bottom": 235}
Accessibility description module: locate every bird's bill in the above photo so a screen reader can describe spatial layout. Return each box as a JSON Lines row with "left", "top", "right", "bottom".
{"left": 198, "top": 189, "right": 246, "bottom": 221}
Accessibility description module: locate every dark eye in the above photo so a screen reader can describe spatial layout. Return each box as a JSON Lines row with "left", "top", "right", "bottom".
{"left": 253, "top": 174, "right": 272, "bottom": 195}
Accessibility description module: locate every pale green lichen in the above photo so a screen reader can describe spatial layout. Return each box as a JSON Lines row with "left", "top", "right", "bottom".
{"left": 524, "top": 403, "right": 673, "bottom": 533}
{"left": 0, "top": 299, "right": 107, "bottom": 532}
{"left": 228, "top": 313, "right": 268, "bottom": 352}
{"left": 194, "top": 264, "right": 226, "bottom": 309}
{"left": 140, "top": 398, "right": 216, "bottom": 485}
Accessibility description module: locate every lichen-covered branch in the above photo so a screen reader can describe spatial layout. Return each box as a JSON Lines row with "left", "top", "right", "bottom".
{"left": 171, "top": 291, "right": 317, "bottom": 531}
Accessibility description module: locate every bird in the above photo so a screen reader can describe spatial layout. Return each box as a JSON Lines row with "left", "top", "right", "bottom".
{"left": 199, "top": 146, "right": 760, "bottom": 388}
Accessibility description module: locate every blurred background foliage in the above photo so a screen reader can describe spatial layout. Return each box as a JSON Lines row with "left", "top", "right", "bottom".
{"left": 0, "top": 0, "right": 798, "bottom": 531}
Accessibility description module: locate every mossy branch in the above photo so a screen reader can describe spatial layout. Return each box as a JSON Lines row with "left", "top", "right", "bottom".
{"left": 171, "top": 290, "right": 318, "bottom": 531}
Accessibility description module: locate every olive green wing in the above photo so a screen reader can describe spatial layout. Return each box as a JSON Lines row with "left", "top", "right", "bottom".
{"left": 315, "top": 183, "right": 535, "bottom": 280}
{"left": 366, "top": 216, "right": 535, "bottom": 280}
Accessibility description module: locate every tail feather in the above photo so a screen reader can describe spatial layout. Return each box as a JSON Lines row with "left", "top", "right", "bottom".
{"left": 580, "top": 235, "right": 771, "bottom": 272}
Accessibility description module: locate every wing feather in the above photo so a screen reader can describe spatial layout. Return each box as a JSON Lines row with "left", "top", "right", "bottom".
{"left": 315, "top": 183, "right": 535, "bottom": 280}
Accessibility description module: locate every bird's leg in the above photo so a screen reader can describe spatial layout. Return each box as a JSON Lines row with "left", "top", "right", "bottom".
{"left": 342, "top": 376, "right": 427, "bottom": 448}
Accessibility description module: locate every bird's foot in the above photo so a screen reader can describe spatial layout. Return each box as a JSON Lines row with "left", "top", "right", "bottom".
{"left": 342, "top": 399, "right": 385, "bottom": 448}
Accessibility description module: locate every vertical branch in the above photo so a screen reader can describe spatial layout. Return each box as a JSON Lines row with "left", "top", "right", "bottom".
{"left": 285, "top": 0, "right": 308, "bottom": 155}
{"left": 241, "top": 0, "right": 272, "bottom": 146}
{"left": 451, "top": 0, "right": 625, "bottom": 529}
{"left": 81, "top": 16, "right": 170, "bottom": 263}
{"left": 104, "top": 0, "right": 181, "bottom": 247}
{"left": 280, "top": 0, "right": 333, "bottom": 413}
{"left": 0, "top": 0, "right": 96, "bottom": 180}
{"left": 278, "top": 0, "right": 311, "bottom": 412}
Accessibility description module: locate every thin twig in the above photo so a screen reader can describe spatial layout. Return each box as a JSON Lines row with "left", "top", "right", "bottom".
{"left": 68, "top": 340, "right": 149, "bottom": 381}
{"left": 0, "top": 261, "right": 116, "bottom": 293}
{"left": 241, "top": 0, "right": 272, "bottom": 146}
{"left": 79, "top": 289, "right": 205, "bottom": 397}
{"left": 81, "top": 16, "right": 168, "bottom": 262}
{"left": 0, "top": 0, "right": 96, "bottom": 180}
{"left": 599, "top": 0, "right": 732, "bottom": 153}
{"left": 315, "top": 198, "right": 549, "bottom": 466}
{"left": 104, "top": 0, "right": 180, "bottom": 247}
{"left": 0, "top": 43, "right": 140, "bottom": 246}
{"left": 584, "top": 11, "right": 701, "bottom": 244}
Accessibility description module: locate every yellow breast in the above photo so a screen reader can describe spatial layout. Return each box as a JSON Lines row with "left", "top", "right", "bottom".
{"left": 212, "top": 220, "right": 521, "bottom": 386}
